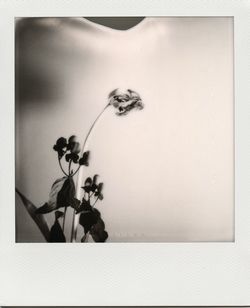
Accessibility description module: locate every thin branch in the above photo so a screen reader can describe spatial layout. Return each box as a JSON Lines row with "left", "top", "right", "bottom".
{"left": 68, "top": 159, "right": 72, "bottom": 176}
{"left": 70, "top": 103, "right": 110, "bottom": 242}
{"left": 58, "top": 156, "right": 68, "bottom": 176}
{"left": 62, "top": 206, "right": 67, "bottom": 232}
{"left": 71, "top": 165, "right": 80, "bottom": 177}
{"left": 91, "top": 196, "right": 99, "bottom": 208}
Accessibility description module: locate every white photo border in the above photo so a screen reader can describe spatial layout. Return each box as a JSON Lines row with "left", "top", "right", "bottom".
{"left": 0, "top": 0, "right": 250, "bottom": 306}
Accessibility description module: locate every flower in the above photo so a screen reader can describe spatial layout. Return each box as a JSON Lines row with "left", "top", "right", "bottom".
{"left": 81, "top": 175, "right": 104, "bottom": 200}
{"left": 108, "top": 88, "right": 144, "bottom": 116}
{"left": 53, "top": 137, "right": 67, "bottom": 158}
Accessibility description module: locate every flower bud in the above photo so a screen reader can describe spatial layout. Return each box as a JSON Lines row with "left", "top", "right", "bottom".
{"left": 56, "top": 137, "right": 67, "bottom": 149}
{"left": 71, "top": 142, "right": 81, "bottom": 154}
{"left": 68, "top": 135, "right": 78, "bottom": 144}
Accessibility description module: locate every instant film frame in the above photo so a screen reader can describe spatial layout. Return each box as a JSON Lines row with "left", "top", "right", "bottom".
{"left": 0, "top": 0, "right": 250, "bottom": 305}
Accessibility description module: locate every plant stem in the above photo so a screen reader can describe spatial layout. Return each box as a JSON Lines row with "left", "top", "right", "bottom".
{"left": 61, "top": 159, "right": 72, "bottom": 233}
{"left": 58, "top": 156, "right": 68, "bottom": 176}
{"left": 68, "top": 159, "right": 72, "bottom": 176}
{"left": 70, "top": 103, "right": 110, "bottom": 242}
{"left": 62, "top": 206, "right": 67, "bottom": 232}
{"left": 91, "top": 196, "right": 99, "bottom": 207}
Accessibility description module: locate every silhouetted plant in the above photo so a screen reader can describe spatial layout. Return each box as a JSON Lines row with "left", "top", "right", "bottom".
{"left": 16, "top": 89, "right": 144, "bottom": 243}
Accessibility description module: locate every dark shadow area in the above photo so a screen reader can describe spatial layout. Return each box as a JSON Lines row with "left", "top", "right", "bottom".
{"left": 85, "top": 17, "right": 145, "bottom": 30}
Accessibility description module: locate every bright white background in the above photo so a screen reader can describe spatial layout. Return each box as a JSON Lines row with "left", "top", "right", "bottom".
{"left": 0, "top": 0, "right": 250, "bottom": 306}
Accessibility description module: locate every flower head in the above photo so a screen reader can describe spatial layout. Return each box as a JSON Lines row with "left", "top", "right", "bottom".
{"left": 108, "top": 88, "right": 144, "bottom": 116}
{"left": 53, "top": 137, "right": 67, "bottom": 158}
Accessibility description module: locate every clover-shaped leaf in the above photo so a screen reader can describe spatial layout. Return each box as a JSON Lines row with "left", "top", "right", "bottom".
{"left": 79, "top": 151, "right": 90, "bottom": 166}
{"left": 65, "top": 153, "right": 79, "bottom": 163}
{"left": 53, "top": 137, "right": 67, "bottom": 158}
{"left": 81, "top": 175, "right": 104, "bottom": 200}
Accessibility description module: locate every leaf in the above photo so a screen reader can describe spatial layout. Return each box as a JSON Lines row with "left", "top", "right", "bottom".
{"left": 98, "top": 193, "right": 104, "bottom": 201}
{"left": 49, "top": 217, "right": 66, "bottom": 243}
{"left": 93, "top": 174, "right": 98, "bottom": 184}
{"left": 79, "top": 151, "right": 90, "bottom": 166}
{"left": 70, "top": 142, "right": 81, "bottom": 155}
{"left": 79, "top": 209, "right": 100, "bottom": 234}
{"left": 15, "top": 188, "right": 50, "bottom": 242}
{"left": 53, "top": 137, "right": 67, "bottom": 158}
{"left": 73, "top": 197, "right": 92, "bottom": 214}
{"left": 55, "top": 210, "right": 64, "bottom": 219}
{"left": 81, "top": 177, "right": 92, "bottom": 193}
{"left": 90, "top": 217, "right": 108, "bottom": 242}
{"left": 56, "top": 177, "right": 76, "bottom": 208}
{"left": 70, "top": 198, "right": 81, "bottom": 212}
{"left": 36, "top": 177, "right": 76, "bottom": 214}
{"left": 94, "top": 182, "right": 104, "bottom": 200}
{"left": 85, "top": 177, "right": 92, "bottom": 186}
{"left": 65, "top": 153, "right": 70, "bottom": 162}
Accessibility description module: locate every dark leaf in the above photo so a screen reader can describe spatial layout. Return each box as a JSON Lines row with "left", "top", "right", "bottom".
{"left": 90, "top": 217, "right": 108, "bottom": 242}
{"left": 79, "top": 151, "right": 90, "bottom": 166}
{"left": 15, "top": 188, "right": 50, "bottom": 242}
{"left": 94, "top": 182, "right": 104, "bottom": 200}
{"left": 68, "top": 135, "right": 78, "bottom": 144}
{"left": 93, "top": 174, "right": 98, "bottom": 184}
{"left": 74, "top": 197, "right": 92, "bottom": 214}
{"left": 49, "top": 219, "right": 66, "bottom": 243}
{"left": 36, "top": 177, "right": 76, "bottom": 214}
{"left": 56, "top": 177, "right": 76, "bottom": 208}
{"left": 81, "top": 185, "right": 91, "bottom": 194}
{"left": 71, "top": 153, "right": 79, "bottom": 163}
{"left": 79, "top": 209, "right": 100, "bottom": 234}
{"left": 97, "top": 182, "right": 103, "bottom": 192}
{"left": 81, "top": 177, "right": 92, "bottom": 193}
{"left": 98, "top": 193, "right": 104, "bottom": 201}
{"left": 36, "top": 177, "right": 66, "bottom": 214}
{"left": 91, "top": 183, "right": 98, "bottom": 192}
{"left": 53, "top": 137, "right": 67, "bottom": 158}
{"left": 53, "top": 145, "right": 64, "bottom": 158}
{"left": 81, "top": 198, "right": 92, "bottom": 211}
{"left": 35, "top": 202, "right": 54, "bottom": 214}
{"left": 56, "top": 137, "right": 67, "bottom": 148}
{"left": 65, "top": 153, "right": 71, "bottom": 162}
{"left": 85, "top": 177, "right": 92, "bottom": 186}
{"left": 55, "top": 210, "right": 64, "bottom": 219}
{"left": 70, "top": 198, "right": 81, "bottom": 212}
{"left": 65, "top": 152, "right": 79, "bottom": 163}
{"left": 71, "top": 142, "right": 81, "bottom": 154}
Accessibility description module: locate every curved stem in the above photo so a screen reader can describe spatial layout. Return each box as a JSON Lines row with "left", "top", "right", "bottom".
{"left": 58, "top": 156, "right": 68, "bottom": 176}
{"left": 71, "top": 166, "right": 80, "bottom": 177}
{"left": 70, "top": 103, "right": 110, "bottom": 242}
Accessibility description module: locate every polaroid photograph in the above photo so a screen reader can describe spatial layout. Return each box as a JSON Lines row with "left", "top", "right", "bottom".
{"left": 0, "top": 0, "right": 250, "bottom": 306}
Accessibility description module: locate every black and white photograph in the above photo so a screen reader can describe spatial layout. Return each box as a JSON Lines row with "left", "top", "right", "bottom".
{"left": 15, "top": 16, "right": 234, "bottom": 243}
{"left": 1, "top": 0, "right": 250, "bottom": 306}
